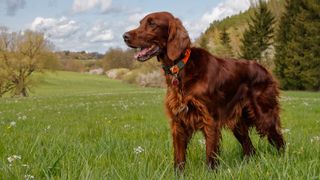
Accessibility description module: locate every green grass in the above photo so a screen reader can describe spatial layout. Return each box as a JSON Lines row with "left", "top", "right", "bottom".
{"left": 0, "top": 71, "right": 319, "bottom": 179}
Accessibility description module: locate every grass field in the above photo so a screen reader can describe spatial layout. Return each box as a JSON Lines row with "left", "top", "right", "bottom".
{"left": 0, "top": 71, "right": 319, "bottom": 179}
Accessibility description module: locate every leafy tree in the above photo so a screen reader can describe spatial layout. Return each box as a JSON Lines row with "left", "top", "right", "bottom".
{"left": 220, "top": 27, "right": 231, "bottom": 46}
{"left": 0, "top": 65, "right": 14, "bottom": 97}
{"left": 274, "top": 0, "right": 320, "bottom": 90}
{"left": 240, "top": 27, "right": 259, "bottom": 59}
{"left": 102, "top": 48, "right": 134, "bottom": 71}
{"left": 240, "top": 0, "right": 276, "bottom": 61}
{"left": 219, "top": 27, "right": 233, "bottom": 57}
{"left": 274, "top": 0, "right": 301, "bottom": 88}
{"left": 199, "top": 35, "right": 209, "bottom": 51}
{"left": 0, "top": 28, "right": 57, "bottom": 97}
{"left": 59, "top": 59, "right": 86, "bottom": 72}
{"left": 0, "top": 27, "right": 13, "bottom": 97}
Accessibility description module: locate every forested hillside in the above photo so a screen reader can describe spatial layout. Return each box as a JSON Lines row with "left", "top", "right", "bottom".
{"left": 195, "top": 0, "right": 286, "bottom": 58}
{"left": 196, "top": 0, "right": 319, "bottom": 90}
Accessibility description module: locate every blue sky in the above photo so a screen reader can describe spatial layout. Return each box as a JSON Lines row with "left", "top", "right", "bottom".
{"left": 0, "top": 0, "right": 252, "bottom": 53}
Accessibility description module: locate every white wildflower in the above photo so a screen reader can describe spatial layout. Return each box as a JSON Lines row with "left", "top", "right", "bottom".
{"left": 7, "top": 155, "right": 21, "bottom": 163}
{"left": 21, "top": 164, "right": 29, "bottom": 167}
{"left": 7, "top": 157, "right": 15, "bottom": 163}
{"left": 13, "top": 155, "right": 21, "bottom": 159}
{"left": 124, "top": 124, "right": 131, "bottom": 128}
{"left": 134, "top": 146, "right": 144, "bottom": 154}
{"left": 24, "top": 174, "right": 34, "bottom": 180}
{"left": 7, "top": 121, "right": 16, "bottom": 129}
{"left": 22, "top": 115, "right": 27, "bottom": 120}
{"left": 303, "top": 102, "right": 309, "bottom": 106}
{"left": 282, "top": 128, "right": 291, "bottom": 134}
{"left": 198, "top": 139, "right": 205, "bottom": 145}
{"left": 10, "top": 121, "right": 16, "bottom": 127}
{"left": 44, "top": 125, "right": 51, "bottom": 131}
{"left": 122, "top": 104, "right": 128, "bottom": 110}
{"left": 310, "top": 136, "right": 320, "bottom": 143}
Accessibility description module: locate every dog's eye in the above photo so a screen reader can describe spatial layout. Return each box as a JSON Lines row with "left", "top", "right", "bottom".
{"left": 148, "top": 21, "right": 157, "bottom": 28}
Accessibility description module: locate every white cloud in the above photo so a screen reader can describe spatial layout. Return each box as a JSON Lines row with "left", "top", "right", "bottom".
{"left": 30, "top": 16, "right": 80, "bottom": 39}
{"left": 26, "top": 0, "right": 252, "bottom": 53}
{"left": 29, "top": 16, "right": 117, "bottom": 52}
{"left": 127, "top": 12, "right": 149, "bottom": 23}
{"left": 72, "top": 0, "right": 112, "bottom": 13}
{"left": 186, "top": 0, "right": 251, "bottom": 40}
{"left": 86, "top": 22, "right": 114, "bottom": 42}
{"left": 201, "top": 0, "right": 251, "bottom": 24}
{"left": 124, "top": 12, "right": 150, "bottom": 32}
{"left": 122, "top": 0, "right": 251, "bottom": 41}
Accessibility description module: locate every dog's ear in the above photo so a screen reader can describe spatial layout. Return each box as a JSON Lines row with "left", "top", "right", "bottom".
{"left": 167, "top": 18, "right": 191, "bottom": 61}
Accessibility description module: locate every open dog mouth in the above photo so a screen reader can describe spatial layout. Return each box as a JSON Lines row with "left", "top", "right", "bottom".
{"left": 134, "top": 44, "right": 161, "bottom": 62}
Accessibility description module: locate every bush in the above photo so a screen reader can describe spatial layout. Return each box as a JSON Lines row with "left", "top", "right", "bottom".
{"left": 136, "top": 71, "right": 165, "bottom": 87}
{"left": 105, "top": 68, "right": 130, "bottom": 80}
{"left": 102, "top": 48, "right": 135, "bottom": 71}
{"left": 122, "top": 69, "right": 141, "bottom": 84}
{"left": 59, "top": 59, "right": 86, "bottom": 72}
{"left": 122, "top": 68, "right": 165, "bottom": 88}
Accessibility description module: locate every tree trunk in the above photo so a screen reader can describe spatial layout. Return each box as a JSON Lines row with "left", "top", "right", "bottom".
{"left": 21, "top": 87, "right": 28, "bottom": 97}
{"left": 12, "top": 76, "right": 28, "bottom": 97}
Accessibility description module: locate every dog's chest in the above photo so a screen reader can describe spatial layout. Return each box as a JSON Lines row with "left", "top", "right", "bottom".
{"left": 165, "top": 87, "right": 212, "bottom": 130}
{"left": 164, "top": 86, "right": 239, "bottom": 130}
{"left": 165, "top": 87, "right": 185, "bottom": 116}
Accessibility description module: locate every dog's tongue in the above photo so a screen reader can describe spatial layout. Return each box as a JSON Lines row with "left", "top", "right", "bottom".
{"left": 134, "top": 46, "right": 154, "bottom": 59}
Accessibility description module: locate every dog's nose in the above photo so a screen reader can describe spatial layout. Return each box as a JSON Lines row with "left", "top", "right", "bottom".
{"left": 123, "top": 32, "right": 131, "bottom": 42}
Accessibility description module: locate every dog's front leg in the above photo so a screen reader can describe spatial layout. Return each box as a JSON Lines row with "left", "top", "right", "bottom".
{"left": 202, "top": 121, "right": 221, "bottom": 169}
{"left": 171, "top": 121, "right": 191, "bottom": 172}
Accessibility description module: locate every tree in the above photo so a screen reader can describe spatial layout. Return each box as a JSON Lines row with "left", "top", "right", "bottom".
{"left": 102, "top": 48, "right": 134, "bottom": 71}
{"left": 0, "top": 27, "right": 13, "bottom": 97}
{"left": 0, "top": 65, "right": 14, "bottom": 97}
{"left": 219, "top": 27, "right": 233, "bottom": 57}
{"left": 274, "top": 0, "right": 301, "bottom": 88}
{"left": 199, "top": 34, "right": 209, "bottom": 51}
{"left": 240, "top": 0, "right": 276, "bottom": 61}
{"left": 0, "top": 29, "right": 57, "bottom": 97}
{"left": 220, "top": 27, "right": 231, "bottom": 46}
{"left": 274, "top": 0, "right": 320, "bottom": 90}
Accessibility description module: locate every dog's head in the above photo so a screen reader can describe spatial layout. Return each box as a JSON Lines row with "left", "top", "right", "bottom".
{"left": 123, "top": 12, "right": 191, "bottom": 62}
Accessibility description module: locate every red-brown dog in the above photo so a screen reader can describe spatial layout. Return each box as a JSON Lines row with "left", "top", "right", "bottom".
{"left": 123, "top": 12, "right": 285, "bottom": 171}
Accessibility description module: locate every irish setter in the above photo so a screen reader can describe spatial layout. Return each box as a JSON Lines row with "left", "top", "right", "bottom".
{"left": 123, "top": 12, "right": 285, "bottom": 171}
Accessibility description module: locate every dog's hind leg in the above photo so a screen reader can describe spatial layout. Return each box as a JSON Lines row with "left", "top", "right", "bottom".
{"left": 266, "top": 113, "right": 285, "bottom": 151}
{"left": 255, "top": 111, "right": 285, "bottom": 151}
{"left": 253, "top": 95, "right": 285, "bottom": 152}
{"left": 232, "top": 114, "right": 256, "bottom": 156}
